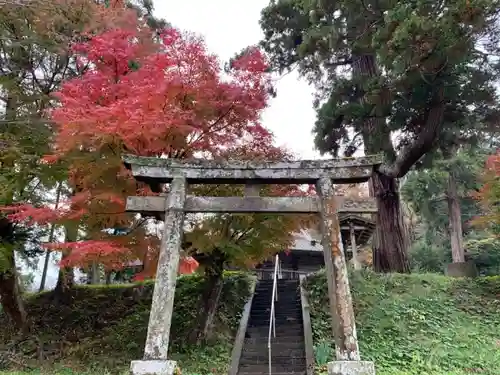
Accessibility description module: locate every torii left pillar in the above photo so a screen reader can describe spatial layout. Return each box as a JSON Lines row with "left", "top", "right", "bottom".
{"left": 130, "top": 177, "right": 187, "bottom": 375}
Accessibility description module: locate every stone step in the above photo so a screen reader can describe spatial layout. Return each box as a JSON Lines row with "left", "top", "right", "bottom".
{"left": 251, "top": 309, "right": 301, "bottom": 314}
{"left": 254, "top": 288, "right": 297, "bottom": 292}
{"left": 245, "top": 332, "right": 304, "bottom": 339}
{"left": 254, "top": 290, "right": 300, "bottom": 295}
{"left": 252, "top": 302, "right": 300, "bottom": 308}
{"left": 249, "top": 313, "right": 302, "bottom": 321}
{"left": 249, "top": 314, "right": 301, "bottom": 319}
{"left": 255, "top": 284, "right": 299, "bottom": 289}
{"left": 254, "top": 296, "right": 299, "bottom": 300}
{"left": 248, "top": 322, "right": 302, "bottom": 329}
{"left": 247, "top": 324, "right": 303, "bottom": 331}
{"left": 254, "top": 288, "right": 300, "bottom": 294}
{"left": 250, "top": 308, "right": 302, "bottom": 319}
{"left": 240, "top": 355, "right": 306, "bottom": 365}
{"left": 257, "top": 279, "right": 300, "bottom": 284}
{"left": 241, "top": 347, "right": 306, "bottom": 357}
{"left": 248, "top": 323, "right": 303, "bottom": 329}
{"left": 244, "top": 336, "right": 305, "bottom": 346}
{"left": 248, "top": 317, "right": 302, "bottom": 325}
{"left": 252, "top": 299, "right": 301, "bottom": 305}
{"left": 239, "top": 363, "right": 307, "bottom": 373}
{"left": 247, "top": 322, "right": 303, "bottom": 329}
{"left": 246, "top": 327, "right": 304, "bottom": 336}
{"left": 253, "top": 293, "right": 300, "bottom": 299}
{"left": 247, "top": 325, "right": 303, "bottom": 332}
{"left": 250, "top": 308, "right": 302, "bottom": 315}
{"left": 247, "top": 320, "right": 302, "bottom": 332}
{"left": 251, "top": 306, "right": 301, "bottom": 312}
{"left": 252, "top": 300, "right": 300, "bottom": 306}
{"left": 251, "top": 305, "right": 301, "bottom": 312}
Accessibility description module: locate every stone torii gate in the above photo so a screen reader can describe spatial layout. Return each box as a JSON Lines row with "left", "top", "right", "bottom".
{"left": 123, "top": 154, "right": 382, "bottom": 375}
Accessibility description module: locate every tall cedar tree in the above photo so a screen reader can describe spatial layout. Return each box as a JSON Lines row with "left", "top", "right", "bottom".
{"left": 259, "top": 0, "right": 500, "bottom": 272}
{"left": 401, "top": 148, "right": 487, "bottom": 262}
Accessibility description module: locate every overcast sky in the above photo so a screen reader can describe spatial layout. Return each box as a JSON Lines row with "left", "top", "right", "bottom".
{"left": 153, "top": 0, "right": 321, "bottom": 160}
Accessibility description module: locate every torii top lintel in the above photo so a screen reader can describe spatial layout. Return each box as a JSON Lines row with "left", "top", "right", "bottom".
{"left": 122, "top": 154, "right": 384, "bottom": 185}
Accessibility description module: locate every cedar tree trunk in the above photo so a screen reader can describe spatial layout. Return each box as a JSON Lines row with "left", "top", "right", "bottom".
{"left": 352, "top": 53, "right": 411, "bottom": 273}
{"left": 447, "top": 171, "right": 465, "bottom": 262}
{"left": 371, "top": 172, "right": 411, "bottom": 272}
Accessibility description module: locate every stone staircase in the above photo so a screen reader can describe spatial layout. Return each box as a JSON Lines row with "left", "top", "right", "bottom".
{"left": 238, "top": 279, "right": 307, "bottom": 375}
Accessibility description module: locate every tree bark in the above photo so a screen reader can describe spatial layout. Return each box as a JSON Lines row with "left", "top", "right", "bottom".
{"left": 54, "top": 223, "right": 77, "bottom": 296}
{"left": 39, "top": 228, "right": 54, "bottom": 292}
{"left": 89, "top": 262, "right": 100, "bottom": 284}
{"left": 55, "top": 260, "right": 74, "bottom": 295}
{"left": 189, "top": 248, "right": 226, "bottom": 345}
{"left": 105, "top": 271, "right": 112, "bottom": 285}
{"left": 0, "top": 251, "right": 28, "bottom": 331}
{"left": 370, "top": 172, "right": 411, "bottom": 272}
{"left": 39, "top": 183, "right": 63, "bottom": 292}
{"left": 0, "top": 206, "right": 29, "bottom": 331}
{"left": 199, "top": 272, "right": 224, "bottom": 342}
{"left": 0, "top": 88, "right": 28, "bottom": 329}
{"left": 447, "top": 171, "right": 465, "bottom": 263}
{"left": 351, "top": 53, "right": 411, "bottom": 273}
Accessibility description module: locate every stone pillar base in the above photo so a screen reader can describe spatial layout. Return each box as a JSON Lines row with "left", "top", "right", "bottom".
{"left": 328, "top": 361, "right": 375, "bottom": 375}
{"left": 130, "top": 360, "right": 177, "bottom": 375}
{"left": 445, "top": 261, "right": 478, "bottom": 278}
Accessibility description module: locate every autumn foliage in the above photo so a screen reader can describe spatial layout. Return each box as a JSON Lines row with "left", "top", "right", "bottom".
{"left": 3, "top": 1, "right": 276, "bottom": 278}
{"left": 473, "top": 151, "right": 500, "bottom": 230}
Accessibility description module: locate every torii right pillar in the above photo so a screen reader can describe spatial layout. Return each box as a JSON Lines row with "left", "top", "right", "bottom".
{"left": 316, "top": 178, "right": 375, "bottom": 375}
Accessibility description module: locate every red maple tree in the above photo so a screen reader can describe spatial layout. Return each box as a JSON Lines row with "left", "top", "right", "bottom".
{"left": 473, "top": 151, "right": 500, "bottom": 230}
{"left": 4, "top": 9, "right": 273, "bottom": 279}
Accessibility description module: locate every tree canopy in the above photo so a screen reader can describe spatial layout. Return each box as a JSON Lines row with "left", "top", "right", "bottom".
{"left": 259, "top": 0, "right": 500, "bottom": 272}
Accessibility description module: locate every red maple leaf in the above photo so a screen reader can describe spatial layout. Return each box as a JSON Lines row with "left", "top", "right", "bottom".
{"left": 4, "top": 7, "right": 274, "bottom": 273}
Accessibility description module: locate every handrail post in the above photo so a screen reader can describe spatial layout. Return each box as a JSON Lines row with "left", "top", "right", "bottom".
{"left": 273, "top": 307, "right": 276, "bottom": 338}
{"left": 268, "top": 254, "right": 280, "bottom": 375}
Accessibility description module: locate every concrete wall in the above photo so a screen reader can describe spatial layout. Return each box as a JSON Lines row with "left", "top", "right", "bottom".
{"left": 228, "top": 276, "right": 257, "bottom": 375}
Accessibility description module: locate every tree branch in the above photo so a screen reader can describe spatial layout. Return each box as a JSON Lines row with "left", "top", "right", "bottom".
{"left": 378, "top": 85, "right": 446, "bottom": 178}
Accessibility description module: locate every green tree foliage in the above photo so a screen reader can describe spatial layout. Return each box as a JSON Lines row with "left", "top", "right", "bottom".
{"left": 0, "top": 0, "right": 167, "bottom": 327}
{"left": 402, "top": 147, "right": 500, "bottom": 274}
{"left": 182, "top": 136, "right": 312, "bottom": 344}
{"left": 402, "top": 148, "right": 485, "bottom": 232}
{"left": 0, "top": 0, "right": 81, "bottom": 328}
{"left": 467, "top": 151, "right": 500, "bottom": 274}
{"left": 259, "top": 0, "right": 500, "bottom": 272}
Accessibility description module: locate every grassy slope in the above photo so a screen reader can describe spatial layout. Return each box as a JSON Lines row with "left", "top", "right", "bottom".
{"left": 2, "top": 271, "right": 500, "bottom": 375}
{"left": 304, "top": 270, "right": 500, "bottom": 375}
{"left": 0, "top": 272, "right": 252, "bottom": 375}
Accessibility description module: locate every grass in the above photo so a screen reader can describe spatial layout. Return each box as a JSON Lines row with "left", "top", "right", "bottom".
{"left": 2, "top": 270, "right": 500, "bottom": 375}
{"left": 305, "top": 270, "right": 500, "bottom": 375}
{"left": 0, "top": 272, "right": 252, "bottom": 375}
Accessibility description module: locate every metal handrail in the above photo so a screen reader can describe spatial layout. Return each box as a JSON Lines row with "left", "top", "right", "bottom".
{"left": 267, "top": 254, "right": 280, "bottom": 375}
